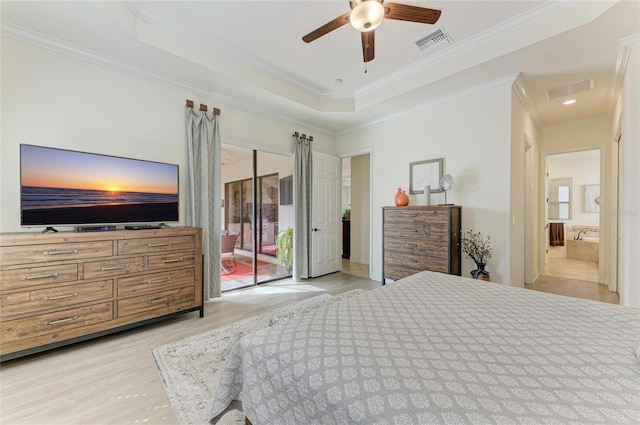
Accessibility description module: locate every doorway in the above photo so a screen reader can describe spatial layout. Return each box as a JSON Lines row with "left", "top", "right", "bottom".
{"left": 544, "top": 149, "right": 601, "bottom": 283}
{"left": 220, "top": 145, "right": 293, "bottom": 292}
{"left": 340, "top": 152, "right": 371, "bottom": 279}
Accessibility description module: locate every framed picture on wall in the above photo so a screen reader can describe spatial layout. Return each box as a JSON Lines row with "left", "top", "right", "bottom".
{"left": 410, "top": 158, "right": 443, "bottom": 194}
{"left": 584, "top": 184, "right": 600, "bottom": 213}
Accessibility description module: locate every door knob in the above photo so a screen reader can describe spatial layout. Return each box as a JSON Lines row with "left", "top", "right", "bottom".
{"left": 312, "top": 227, "right": 320, "bottom": 232}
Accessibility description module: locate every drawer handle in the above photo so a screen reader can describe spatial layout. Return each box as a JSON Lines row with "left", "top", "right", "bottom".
{"left": 44, "top": 315, "right": 79, "bottom": 326}
{"left": 148, "top": 297, "right": 170, "bottom": 304}
{"left": 404, "top": 244, "right": 417, "bottom": 248}
{"left": 148, "top": 242, "right": 172, "bottom": 248}
{"left": 404, "top": 230, "right": 422, "bottom": 234}
{"left": 44, "top": 292, "right": 78, "bottom": 301}
{"left": 147, "top": 277, "right": 171, "bottom": 284}
{"left": 403, "top": 259, "right": 421, "bottom": 264}
{"left": 22, "top": 272, "right": 59, "bottom": 281}
{"left": 100, "top": 264, "right": 129, "bottom": 271}
{"left": 161, "top": 258, "right": 185, "bottom": 264}
{"left": 43, "top": 249, "right": 78, "bottom": 256}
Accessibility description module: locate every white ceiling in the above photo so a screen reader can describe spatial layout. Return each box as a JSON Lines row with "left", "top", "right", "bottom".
{"left": 1, "top": 1, "right": 639, "bottom": 134}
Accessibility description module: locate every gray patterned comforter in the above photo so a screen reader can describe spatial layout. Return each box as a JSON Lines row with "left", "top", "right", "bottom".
{"left": 210, "top": 271, "right": 640, "bottom": 424}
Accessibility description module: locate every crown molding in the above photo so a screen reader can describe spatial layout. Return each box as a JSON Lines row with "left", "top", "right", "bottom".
{"left": 337, "top": 73, "right": 520, "bottom": 136}
{"left": 606, "top": 33, "right": 640, "bottom": 117}
{"left": 1, "top": 21, "right": 212, "bottom": 97}
{"left": 354, "top": 1, "right": 576, "bottom": 99}
{"left": 0, "top": 21, "right": 337, "bottom": 137}
{"left": 125, "top": 0, "right": 328, "bottom": 100}
{"left": 124, "top": 0, "right": 576, "bottom": 105}
{"left": 513, "top": 74, "right": 543, "bottom": 130}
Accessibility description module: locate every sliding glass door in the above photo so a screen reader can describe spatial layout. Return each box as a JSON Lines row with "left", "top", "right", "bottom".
{"left": 226, "top": 174, "right": 277, "bottom": 255}
{"left": 221, "top": 146, "right": 293, "bottom": 292}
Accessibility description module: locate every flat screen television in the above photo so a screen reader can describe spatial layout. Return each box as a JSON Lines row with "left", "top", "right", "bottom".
{"left": 20, "top": 144, "right": 179, "bottom": 228}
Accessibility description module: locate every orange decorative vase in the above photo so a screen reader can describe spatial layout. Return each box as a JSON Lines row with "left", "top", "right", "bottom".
{"left": 394, "top": 187, "right": 409, "bottom": 206}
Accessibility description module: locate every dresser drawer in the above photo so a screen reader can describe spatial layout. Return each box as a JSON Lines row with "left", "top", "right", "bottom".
{"left": 147, "top": 252, "right": 196, "bottom": 271}
{"left": 118, "top": 269, "right": 195, "bottom": 298}
{"left": 0, "top": 264, "right": 79, "bottom": 292}
{"left": 0, "top": 302, "right": 113, "bottom": 344}
{"left": 384, "top": 208, "right": 449, "bottom": 224}
{"left": 0, "top": 241, "right": 113, "bottom": 267}
{"left": 1, "top": 280, "right": 113, "bottom": 318}
{"left": 117, "top": 286, "right": 195, "bottom": 318}
{"left": 83, "top": 257, "right": 145, "bottom": 279}
{"left": 384, "top": 250, "right": 449, "bottom": 279}
{"left": 383, "top": 238, "right": 449, "bottom": 256}
{"left": 383, "top": 221, "right": 449, "bottom": 240}
{"left": 118, "top": 236, "right": 194, "bottom": 255}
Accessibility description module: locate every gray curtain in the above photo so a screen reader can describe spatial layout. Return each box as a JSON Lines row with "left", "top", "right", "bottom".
{"left": 185, "top": 106, "right": 221, "bottom": 298}
{"left": 293, "top": 133, "right": 312, "bottom": 280}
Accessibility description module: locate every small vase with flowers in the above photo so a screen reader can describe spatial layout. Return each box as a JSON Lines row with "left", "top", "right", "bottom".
{"left": 461, "top": 230, "right": 492, "bottom": 281}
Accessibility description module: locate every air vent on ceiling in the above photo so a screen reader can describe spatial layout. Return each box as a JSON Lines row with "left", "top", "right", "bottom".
{"left": 415, "top": 27, "right": 452, "bottom": 53}
{"left": 546, "top": 78, "right": 594, "bottom": 100}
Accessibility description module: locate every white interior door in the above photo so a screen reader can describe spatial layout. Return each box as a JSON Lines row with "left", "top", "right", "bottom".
{"left": 311, "top": 151, "right": 341, "bottom": 277}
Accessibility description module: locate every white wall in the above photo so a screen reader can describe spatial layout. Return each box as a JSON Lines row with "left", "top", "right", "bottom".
{"left": 618, "top": 43, "right": 640, "bottom": 308}
{"left": 336, "top": 79, "right": 515, "bottom": 284}
{"left": 0, "top": 37, "right": 334, "bottom": 233}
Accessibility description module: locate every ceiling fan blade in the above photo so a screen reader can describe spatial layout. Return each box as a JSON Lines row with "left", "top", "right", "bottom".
{"left": 302, "top": 12, "right": 351, "bottom": 43}
{"left": 361, "top": 30, "right": 375, "bottom": 63}
{"left": 384, "top": 3, "right": 441, "bottom": 24}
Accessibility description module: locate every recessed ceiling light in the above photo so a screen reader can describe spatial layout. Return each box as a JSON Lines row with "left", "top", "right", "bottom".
{"left": 563, "top": 99, "right": 576, "bottom": 105}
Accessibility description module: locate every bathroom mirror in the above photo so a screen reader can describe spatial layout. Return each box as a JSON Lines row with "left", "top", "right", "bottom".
{"left": 549, "top": 178, "right": 572, "bottom": 220}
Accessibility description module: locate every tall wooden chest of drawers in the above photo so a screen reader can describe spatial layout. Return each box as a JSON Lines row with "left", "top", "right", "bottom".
{"left": 382, "top": 206, "right": 461, "bottom": 282}
{"left": 0, "top": 227, "right": 203, "bottom": 360}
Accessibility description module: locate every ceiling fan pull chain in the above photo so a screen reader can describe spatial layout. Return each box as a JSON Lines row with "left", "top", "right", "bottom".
{"left": 364, "top": 63, "right": 368, "bottom": 74}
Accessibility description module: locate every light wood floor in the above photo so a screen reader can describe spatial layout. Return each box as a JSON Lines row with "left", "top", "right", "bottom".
{"left": 1, "top": 261, "right": 619, "bottom": 424}
{"left": 341, "top": 258, "right": 370, "bottom": 279}
{"left": 544, "top": 256, "right": 599, "bottom": 282}
{"left": 526, "top": 257, "right": 619, "bottom": 304}
{"left": 340, "top": 258, "right": 618, "bottom": 305}
{"left": 0, "top": 272, "right": 380, "bottom": 425}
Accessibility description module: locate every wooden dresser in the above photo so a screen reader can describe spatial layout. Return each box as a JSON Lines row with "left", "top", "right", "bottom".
{"left": 0, "top": 227, "right": 203, "bottom": 360}
{"left": 382, "top": 206, "right": 461, "bottom": 283}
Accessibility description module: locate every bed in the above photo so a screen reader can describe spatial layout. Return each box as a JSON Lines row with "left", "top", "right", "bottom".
{"left": 210, "top": 270, "right": 640, "bottom": 424}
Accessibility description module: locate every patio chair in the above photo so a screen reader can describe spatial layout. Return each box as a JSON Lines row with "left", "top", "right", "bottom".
{"left": 221, "top": 232, "right": 239, "bottom": 270}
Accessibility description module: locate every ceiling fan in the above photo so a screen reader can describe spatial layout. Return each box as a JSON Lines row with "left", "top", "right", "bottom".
{"left": 302, "top": 0, "right": 441, "bottom": 63}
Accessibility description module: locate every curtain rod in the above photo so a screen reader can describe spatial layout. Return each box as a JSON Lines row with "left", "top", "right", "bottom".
{"left": 293, "top": 131, "right": 313, "bottom": 142}
{"left": 186, "top": 99, "right": 220, "bottom": 116}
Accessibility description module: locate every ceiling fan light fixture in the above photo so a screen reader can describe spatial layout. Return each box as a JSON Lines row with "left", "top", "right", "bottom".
{"left": 350, "top": 0, "right": 384, "bottom": 32}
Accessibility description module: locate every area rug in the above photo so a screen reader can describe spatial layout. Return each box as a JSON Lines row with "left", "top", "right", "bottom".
{"left": 221, "top": 260, "right": 269, "bottom": 282}
{"left": 151, "top": 289, "right": 366, "bottom": 425}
